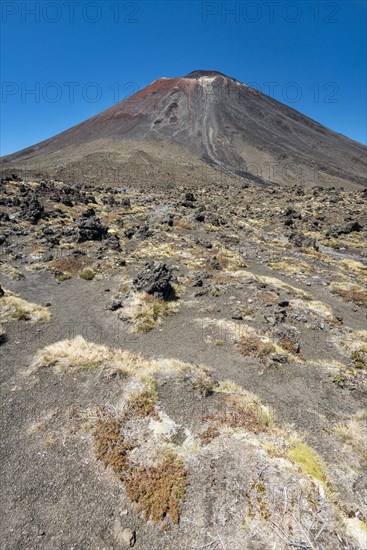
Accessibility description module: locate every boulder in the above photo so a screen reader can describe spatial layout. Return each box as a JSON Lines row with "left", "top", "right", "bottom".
{"left": 133, "top": 261, "right": 174, "bottom": 300}
{"left": 289, "top": 231, "right": 318, "bottom": 250}
{"left": 20, "top": 197, "right": 44, "bottom": 224}
{"left": 78, "top": 218, "right": 108, "bottom": 242}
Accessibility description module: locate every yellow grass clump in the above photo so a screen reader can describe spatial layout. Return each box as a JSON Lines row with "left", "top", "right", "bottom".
{"left": 131, "top": 292, "right": 180, "bottom": 333}
{"left": 0, "top": 293, "right": 51, "bottom": 323}
{"left": 287, "top": 440, "right": 326, "bottom": 485}
{"left": 28, "top": 335, "right": 191, "bottom": 380}
{"left": 331, "top": 282, "right": 367, "bottom": 307}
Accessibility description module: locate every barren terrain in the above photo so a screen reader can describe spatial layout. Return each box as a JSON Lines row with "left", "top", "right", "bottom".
{"left": 1, "top": 70, "right": 367, "bottom": 550}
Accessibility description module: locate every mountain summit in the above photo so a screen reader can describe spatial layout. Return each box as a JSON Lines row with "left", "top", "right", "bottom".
{"left": 2, "top": 71, "right": 366, "bottom": 187}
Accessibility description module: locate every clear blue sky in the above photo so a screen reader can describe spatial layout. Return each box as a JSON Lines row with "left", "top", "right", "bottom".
{"left": 1, "top": 0, "right": 366, "bottom": 155}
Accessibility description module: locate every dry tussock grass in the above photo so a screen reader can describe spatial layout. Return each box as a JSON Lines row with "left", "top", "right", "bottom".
{"left": 334, "top": 410, "right": 367, "bottom": 467}
{"left": 0, "top": 293, "right": 50, "bottom": 323}
{"left": 209, "top": 247, "right": 247, "bottom": 272}
{"left": 29, "top": 335, "right": 192, "bottom": 380}
{"left": 237, "top": 333, "right": 275, "bottom": 361}
{"left": 268, "top": 259, "right": 314, "bottom": 275}
{"left": 28, "top": 336, "right": 351, "bottom": 537}
{"left": 173, "top": 217, "right": 193, "bottom": 230}
{"left": 338, "top": 259, "right": 367, "bottom": 277}
{"left": 128, "top": 292, "right": 180, "bottom": 333}
{"left": 257, "top": 275, "right": 313, "bottom": 300}
{"left": 331, "top": 282, "right": 367, "bottom": 307}
{"left": 220, "top": 394, "right": 275, "bottom": 433}
{"left": 79, "top": 266, "right": 95, "bottom": 280}
{"left": 0, "top": 263, "right": 24, "bottom": 280}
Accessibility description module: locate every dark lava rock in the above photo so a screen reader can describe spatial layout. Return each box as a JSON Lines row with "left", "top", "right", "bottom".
{"left": 78, "top": 218, "right": 108, "bottom": 242}
{"left": 86, "top": 195, "right": 97, "bottom": 204}
{"left": 192, "top": 271, "right": 211, "bottom": 288}
{"left": 184, "top": 192, "right": 196, "bottom": 202}
{"left": 133, "top": 261, "right": 174, "bottom": 300}
{"left": 82, "top": 208, "right": 96, "bottom": 218}
{"left": 20, "top": 197, "right": 44, "bottom": 224}
{"left": 353, "top": 471, "right": 367, "bottom": 494}
{"left": 106, "top": 234, "right": 122, "bottom": 251}
{"left": 231, "top": 311, "right": 243, "bottom": 320}
{"left": 271, "top": 353, "right": 288, "bottom": 363}
{"left": 197, "top": 239, "right": 213, "bottom": 249}
{"left": 337, "top": 221, "right": 363, "bottom": 235}
{"left": 136, "top": 224, "right": 153, "bottom": 240}
{"left": 124, "top": 228, "right": 135, "bottom": 239}
{"left": 43, "top": 254, "right": 54, "bottom": 263}
{"left": 48, "top": 237, "right": 60, "bottom": 246}
{"left": 209, "top": 256, "right": 221, "bottom": 270}
{"left": 0, "top": 285, "right": 4, "bottom": 298}
{"left": 195, "top": 213, "right": 205, "bottom": 222}
{"left": 289, "top": 231, "right": 318, "bottom": 250}
{"left": 181, "top": 200, "right": 195, "bottom": 208}
{"left": 161, "top": 214, "right": 174, "bottom": 227}
{"left": 278, "top": 300, "right": 290, "bottom": 307}
{"left": 61, "top": 198, "right": 73, "bottom": 207}
{"left": 275, "top": 309, "right": 287, "bottom": 322}
{"left": 106, "top": 300, "right": 123, "bottom": 311}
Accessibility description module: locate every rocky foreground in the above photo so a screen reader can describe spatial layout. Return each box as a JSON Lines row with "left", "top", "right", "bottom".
{"left": 0, "top": 174, "right": 366, "bottom": 549}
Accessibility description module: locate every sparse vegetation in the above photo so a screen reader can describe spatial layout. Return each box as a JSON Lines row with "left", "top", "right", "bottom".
{"left": 192, "top": 367, "right": 216, "bottom": 396}
{"left": 0, "top": 293, "right": 51, "bottom": 323}
{"left": 331, "top": 282, "right": 367, "bottom": 307}
{"left": 221, "top": 394, "right": 275, "bottom": 432}
{"left": 199, "top": 423, "right": 220, "bottom": 445}
{"left": 93, "top": 409, "right": 132, "bottom": 475}
{"left": 52, "top": 254, "right": 90, "bottom": 273}
{"left": 126, "top": 384, "right": 159, "bottom": 418}
{"left": 287, "top": 440, "right": 326, "bottom": 485}
{"left": 131, "top": 293, "right": 179, "bottom": 333}
{"left": 125, "top": 454, "right": 188, "bottom": 524}
{"left": 351, "top": 350, "right": 367, "bottom": 370}
{"left": 29, "top": 336, "right": 191, "bottom": 380}
{"left": 257, "top": 275, "right": 313, "bottom": 301}
{"left": 79, "top": 267, "right": 96, "bottom": 280}
{"left": 0, "top": 263, "right": 24, "bottom": 280}
{"left": 56, "top": 271, "right": 72, "bottom": 281}
{"left": 334, "top": 410, "right": 367, "bottom": 466}
{"left": 237, "top": 333, "right": 275, "bottom": 360}
{"left": 92, "top": 404, "right": 188, "bottom": 525}
{"left": 2, "top": 171, "right": 367, "bottom": 548}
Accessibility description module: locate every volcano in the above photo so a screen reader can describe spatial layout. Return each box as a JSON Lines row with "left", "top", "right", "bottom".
{"left": 2, "top": 70, "right": 366, "bottom": 188}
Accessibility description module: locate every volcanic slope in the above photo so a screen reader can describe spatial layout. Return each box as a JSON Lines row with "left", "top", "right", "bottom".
{"left": 2, "top": 70, "right": 366, "bottom": 188}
